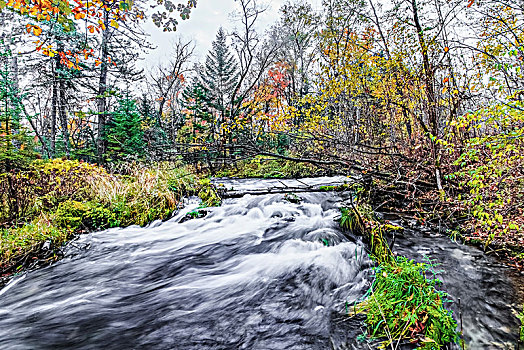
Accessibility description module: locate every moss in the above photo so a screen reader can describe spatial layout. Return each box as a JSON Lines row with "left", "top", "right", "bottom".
{"left": 283, "top": 193, "right": 302, "bottom": 204}
{"left": 85, "top": 205, "right": 120, "bottom": 229}
{"left": 198, "top": 178, "right": 221, "bottom": 207}
{"left": 383, "top": 223, "right": 404, "bottom": 232}
{"left": 1, "top": 216, "right": 71, "bottom": 269}
{"left": 319, "top": 184, "right": 351, "bottom": 192}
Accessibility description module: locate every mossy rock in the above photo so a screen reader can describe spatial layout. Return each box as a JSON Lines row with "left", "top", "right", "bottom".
{"left": 198, "top": 179, "right": 221, "bottom": 207}
{"left": 54, "top": 200, "right": 119, "bottom": 230}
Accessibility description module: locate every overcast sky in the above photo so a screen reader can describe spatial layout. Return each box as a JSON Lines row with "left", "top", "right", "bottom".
{"left": 138, "top": 0, "right": 322, "bottom": 70}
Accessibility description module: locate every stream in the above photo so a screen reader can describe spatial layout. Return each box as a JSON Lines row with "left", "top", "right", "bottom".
{"left": 0, "top": 177, "right": 522, "bottom": 349}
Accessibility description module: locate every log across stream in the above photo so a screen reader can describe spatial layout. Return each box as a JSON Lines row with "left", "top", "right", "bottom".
{"left": 0, "top": 177, "right": 522, "bottom": 349}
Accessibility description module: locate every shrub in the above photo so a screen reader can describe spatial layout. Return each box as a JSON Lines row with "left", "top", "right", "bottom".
{"left": 53, "top": 200, "right": 119, "bottom": 230}
{"left": 0, "top": 159, "right": 106, "bottom": 224}
{"left": 86, "top": 205, "right": 119, "bottom": 229}
{"left": 216, "top": 156, "right": 324, "bottom": 178}
{"left": 54, "top": 200, "right": 91, "bottom": 230}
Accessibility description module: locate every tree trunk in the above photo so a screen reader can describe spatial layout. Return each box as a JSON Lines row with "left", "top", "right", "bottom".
{"left": 50, "top": 65, "right": 57, "bottom": 157}
{"left": 96, "top": 8, "right": 110, "bottom": 161}
{"left": 411, "top": 0, "right": 443, "bottom": 191}
{"left": 59, "top": 78, "right": 70, "bottom": 157}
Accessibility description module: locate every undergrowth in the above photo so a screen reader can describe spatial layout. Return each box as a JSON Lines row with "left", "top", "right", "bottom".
{"left": 340, "top": 197, "right": 459, "bottom": 348}
{"left": 356, "top": 257, "right": 458, "bottom": 348}
{"left": 0, "top": 159, "right": 220, "bottom": 276}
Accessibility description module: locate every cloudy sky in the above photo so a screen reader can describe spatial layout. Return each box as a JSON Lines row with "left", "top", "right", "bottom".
{"left": 138, "top": 0, "right": 322, "bottom": 69}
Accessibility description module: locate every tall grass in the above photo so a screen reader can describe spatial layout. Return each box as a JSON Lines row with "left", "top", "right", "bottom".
{"left": 89, "top": 162, "right": 199, "bottom": 226}
{"left": 355, "top": 257, "right": 458, "bottom": 349}
{"left": 0, "top": 160, "right": 210, "bottom": 275}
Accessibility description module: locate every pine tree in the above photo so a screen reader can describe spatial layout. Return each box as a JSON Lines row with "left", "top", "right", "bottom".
{"left": 179, "top": 82, "right": 214, "bottom": 144}
{"left": 198, "top": 28, "right": 239, "bottom": 119}
{"left": 139, "top": 94, "right": 170, "bottom": 160}
{"left": 105, "top": 96, "right": 144, "bottom": 162}
{"left": 0, "top": 41, "right": 35, "bottom": 172}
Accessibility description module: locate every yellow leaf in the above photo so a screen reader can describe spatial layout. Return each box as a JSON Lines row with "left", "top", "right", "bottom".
{"left": 110, "top": 19, "right": 119, "bottom": 28}
{"left": 33, "top": 26, "right": 42, "bottom": 36}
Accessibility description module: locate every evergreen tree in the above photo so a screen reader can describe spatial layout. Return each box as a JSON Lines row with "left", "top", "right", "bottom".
{"left": 139, "top": 94, "right": 171, "bottom": 160}
{"left": 0, "top": 41, "right": 35, "bottom": 172}
{"left": 198, "top": 28, "right": 239, "bottom": 119}
{"left": 182, "top": 82, "right": 220, "bottom": 141}
{"left": 105, "top": 96, "right": 144, "bottom": 162}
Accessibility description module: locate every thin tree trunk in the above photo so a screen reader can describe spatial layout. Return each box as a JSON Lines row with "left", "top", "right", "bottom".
{"left": 411, "top": 0, "right": 443, "bottom": 191}
{"left": 97, "top": 8, "right": 110, "bottom": 161}
{"left": 50, "top": 65, "right": 57, "bottom": 157}
{"left": 59, "top": 78, "right": 70, "bottom": 157}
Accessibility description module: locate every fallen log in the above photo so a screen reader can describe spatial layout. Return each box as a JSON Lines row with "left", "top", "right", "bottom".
{"left": 218, "top": 182, "right": 355, "bottom": 198}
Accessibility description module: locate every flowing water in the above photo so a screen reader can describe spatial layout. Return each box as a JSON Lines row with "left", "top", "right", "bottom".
{"left": 0, "top": 177, "right": 522, "bottom": 349}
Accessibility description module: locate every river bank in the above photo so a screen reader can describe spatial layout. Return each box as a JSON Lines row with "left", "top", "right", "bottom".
{"left": 3, "top": 157, "right": 521, "bottom": 281}
{"left": 0, "top": 160, "right": 223, "bottom": 286}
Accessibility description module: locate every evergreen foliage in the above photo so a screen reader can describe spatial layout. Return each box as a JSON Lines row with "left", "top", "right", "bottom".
{"left": 140, "top": 94, "right": 171, "bottom": 159}
{"left": 105, "top": 96, "right": 145, "bottom": 162}
{"left": 181, "top": 82, "right": 214, "bottom": 141}
{"left": 0, "top": 41, "right": 35, "bottom": 172}
{"left": 198, "top": 28, "right": 239, "bottom": 117}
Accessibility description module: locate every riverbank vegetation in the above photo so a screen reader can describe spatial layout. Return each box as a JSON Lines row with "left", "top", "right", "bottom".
{"left": 1, "top": 0, "right": 522, "bottom": 267}
{"left": 340, "top": 199, "right": 459, "bottom": 347}
{"left": 215, "top": 156, "right": 325, "bottom": 179}
{"left": 357, "top": 257, "right": 458, "bottom": 348}
{"left": 0, "top": 159, "right": 220, "bottom": 277}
